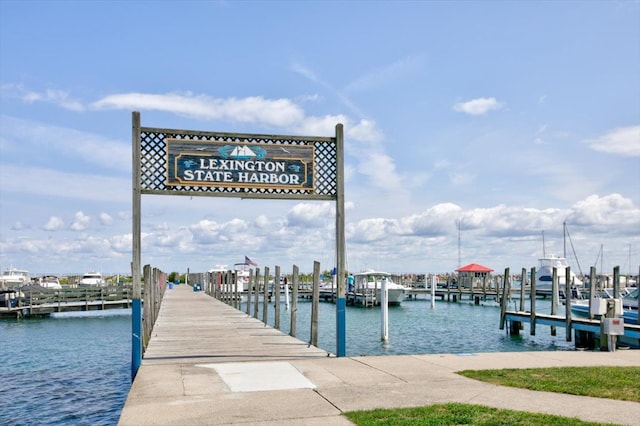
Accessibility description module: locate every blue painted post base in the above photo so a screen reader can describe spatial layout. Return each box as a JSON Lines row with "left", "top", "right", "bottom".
{"left": 131, "top": 298, "right": 142, "bottom": 380}
{"left": 336, "top": 297, "right": 346, "bottom": 357}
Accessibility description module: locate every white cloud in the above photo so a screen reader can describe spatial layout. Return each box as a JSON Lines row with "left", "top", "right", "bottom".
{"left": 1, "top": 85, "right": 84, "bottom": 111}
{"left": 400, "top": 203, "right": 463, "bottom": 236}
{"left": 92, "top": 92, "right": 305, "bottom": 128}
{"left": 188, "top": 218, "right": 250, "bottom": 245}
{"left": 70, "top": 211, "right": 90, "bottom": 231}
{"left": 347, "top": 119, "right": 383, "bottom": 142}
{"left": 357, "top": 151, "right": 404, "bottom": 193}
{"left": 569, "top": 194, "right": 640, "bottom": 228}
{"left": 254, "top": 215, "right": 271, "bottom": 229}
{"left": 43, "top": 216, "right": 64, "bottom": 231}
{"left": 453, "top": 97, "right": 505, "bottom": 115}
{"left": 99, "top": 213, "right": 113, "bottom": 226}
{"left": 348, "top": 217, "right": 397, "bottom": 243}
{"left": 585, "top": 126, "right": 640, "bottom": 157}
{"left": 286, "top": 202, "right": 333, "bottom": 228}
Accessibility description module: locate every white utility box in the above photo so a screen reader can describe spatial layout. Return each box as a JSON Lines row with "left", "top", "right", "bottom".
{"left": 590, "top": 298, "right": 608, "bottom": 316}
{"left": 602, "top": 317, "right": 625, "bottom": 336}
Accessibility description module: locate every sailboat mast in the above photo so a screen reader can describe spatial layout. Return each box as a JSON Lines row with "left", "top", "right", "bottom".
{"left": 457, "top": 219, "right": 461, "bottom": 268}
{"left": 563, "top": 221, "right": 567, "bottom": 258}
{"left": 542, "top": 230, "right": 546, "bottom": 258}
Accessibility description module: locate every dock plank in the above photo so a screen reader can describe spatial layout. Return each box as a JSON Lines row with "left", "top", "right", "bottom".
{"left": 141, "top": 284, "right": 331, "bottom": 366}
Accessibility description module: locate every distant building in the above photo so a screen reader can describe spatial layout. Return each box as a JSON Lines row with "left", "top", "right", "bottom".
{"left": 455, "top": 263, "right": 494, "bottom": 289}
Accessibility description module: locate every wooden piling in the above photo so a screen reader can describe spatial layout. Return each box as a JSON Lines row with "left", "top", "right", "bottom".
{"left": 143, "top": 264, "right": 151, "bottom": 349}
{"left": 245, "top": 269, "right": 253, "bottom": 316}
{"left": 551, "top": 267, "right": 558, "bottom": 336}
{"left": 290, "top": 265, "right": 299, "bottom": 338}
{"left": 311, "top": 261, "right": 320, "bottom": 347}
{"left": 588, "top": 267, "right": 596, "bottom": 319}
{"left": 274, "top": 265, "right": 281, "bottom": 330}
{"left": 253, "top": 268, "right": 260, "bottom": 319}
{"left": 262, "top": 266, "right": 269, "bottom": 325}
{"left": 234, "top": 270, "right": 240, "bottom": 309}
{"left": 530, "top": 267, "right": 536, "bottom": 336}
{"left": 565, "top": 267, "right": 572, "bottom": 342}
{"left": 520, "top": 267, "right": 526, "bottom": 312}
{"left": 499, "top": 268, "right": 509, "bottom": 330}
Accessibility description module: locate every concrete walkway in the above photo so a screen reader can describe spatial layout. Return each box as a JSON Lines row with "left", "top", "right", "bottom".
{"left": 118, "top": 284, "right": 640, "bottom": 425}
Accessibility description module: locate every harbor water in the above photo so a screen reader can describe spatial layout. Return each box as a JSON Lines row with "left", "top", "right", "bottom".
{"left": 249, "top": 296, "right": 573, "bottom": 356}
{"left": 1, "top": 311, "right": 132, "bottom": 426}
{"left": 1, "top": 294, "right": 572, "bottom": 425}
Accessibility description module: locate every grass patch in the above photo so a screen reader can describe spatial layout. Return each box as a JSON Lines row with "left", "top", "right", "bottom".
{"left": 458, "top": 366, "right": 640, "bottom": 402}
{"left": 344, "top": 403, "right": 615, "bottom": 425}
{"left": 344, "top": 366, "right": 638, "bottom": 425}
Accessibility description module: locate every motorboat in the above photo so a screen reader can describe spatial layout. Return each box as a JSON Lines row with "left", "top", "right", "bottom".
{"left": 40, "top": 275, "right": 62, "bottom": 289}
{"left": 78, "top": 271, "right": 105, "bottom": 286}
{"left": 570, "top": 287, "right": 638, "bottom": 323}
{"left": 233, "top": 263, "right": 251, "bottom": 292}
{"left": 536, "top": 255, "right": 583, "bottom": 297}
{"left": 208, "top": 263, "right": 251, "bottom": 293}
{"left": 352, "top": 270, "right": 409, "bottom": 306}
{"left": 0, "top": 267, "right": 31, "bottom": 289}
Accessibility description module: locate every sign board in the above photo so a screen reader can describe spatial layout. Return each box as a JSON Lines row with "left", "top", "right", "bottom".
{"left": 166, "top": 140, "right": 314, "bottom": 191}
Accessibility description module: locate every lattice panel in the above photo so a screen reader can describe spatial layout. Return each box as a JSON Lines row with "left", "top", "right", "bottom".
{"left": 138, "top": 128, "right": 337, "bottom": 198}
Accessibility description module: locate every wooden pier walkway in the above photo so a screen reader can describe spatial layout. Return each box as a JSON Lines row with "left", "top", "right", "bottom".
{"left": 140, "top": 283, "right": 331, "bottom": 365}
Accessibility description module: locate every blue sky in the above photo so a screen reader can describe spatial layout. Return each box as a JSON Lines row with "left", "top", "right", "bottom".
{"left": 1, "top": 1, "right": 639, "bottom": 277}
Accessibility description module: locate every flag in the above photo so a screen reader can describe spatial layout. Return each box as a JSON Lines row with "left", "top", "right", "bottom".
{"left": 244, "top": 256, "right": 258, "bottom": 266}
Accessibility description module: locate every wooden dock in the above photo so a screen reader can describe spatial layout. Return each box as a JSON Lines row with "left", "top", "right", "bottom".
{"left": 500, "top": 265, "right": 640, "bottom": 350}
{"left": 140, "top": 283, "right": 331, "bottom": 365}
{"left": 504, "top": 311, "right": 640, "bottom": 342}
{"left": 0, "top": 285, "right": 133, "bottom": 318}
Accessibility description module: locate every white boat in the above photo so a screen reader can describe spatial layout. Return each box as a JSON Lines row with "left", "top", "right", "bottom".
{"left": 40, "top": 275, "right": 62, "bottom": 289}
{"left": 233, "top": 263, "right": 251, "bottom": 292}
{"left": 78, "top": 271, "right": 105, "bottom": 286}
{"left": 208, "top": 264, "right": 247, "bottom": 293}
{"left": 0, "top": 267, "right": 31, "bottom": 289}
{"left": 536, "top": 255, "right": 583, "bottom": 297}
{"left": 352, "top": 270, "right": 409, "bottom": 306}
{"left": 571, "top": 287, "right": 638, "bottom": 322}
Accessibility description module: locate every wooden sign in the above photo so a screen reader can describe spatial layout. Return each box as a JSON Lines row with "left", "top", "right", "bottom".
{"left": 166, "top": 139, "right": 314, "bottom": 191}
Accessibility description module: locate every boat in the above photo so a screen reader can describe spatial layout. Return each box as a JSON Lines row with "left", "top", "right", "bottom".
{"left": 208, "top": 264, "right": 248, "bottom": 293}
{"left": 78, "top": 272, "right": 105, "bottom": 286}
{"left": 352, "top": 270, "right": 409, "bottom": 306}
{"left": 0, "top": 267, "right": 31, "bottom": 289}
{"left": 40, "top": 275, "right": 62, "bottom": 289}
{"left": 536, "top": 224, "right": 584, "bottom": 298}
{"left": 233, "top": 263, "right": 251, "bottom": 292}
{"left": 570, "top": 287, "right": 638, "bottom": 323}
{"left": 536, "top": 254, "right": 584, "bottom": 297}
